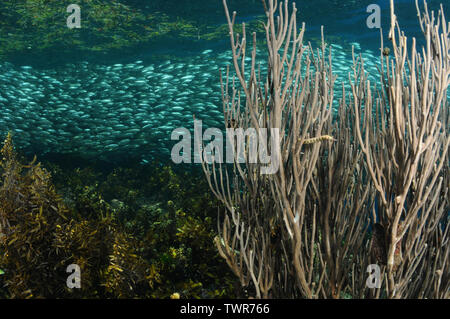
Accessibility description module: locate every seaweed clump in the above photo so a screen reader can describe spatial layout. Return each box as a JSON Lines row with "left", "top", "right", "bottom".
{"left": 0, "top": 133, "right": 156, "bottom": 298}
{"left": 49, "top": 163, "right": 239, "bottom": 298}
{"left": 0, "top": 133, "right": 238, "bottom": 298}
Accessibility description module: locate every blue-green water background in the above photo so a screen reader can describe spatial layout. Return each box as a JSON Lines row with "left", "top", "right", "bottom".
{"left": 0, "top": 0, "right": 448, "bottom": 165}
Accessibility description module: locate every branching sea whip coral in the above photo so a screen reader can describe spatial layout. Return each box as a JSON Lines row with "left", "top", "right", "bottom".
{"left": 202, "top": 0, "right": 449, "bottom": 299}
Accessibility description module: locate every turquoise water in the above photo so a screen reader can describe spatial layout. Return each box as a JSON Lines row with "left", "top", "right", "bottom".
{"left": 0, "top": 0, "right": 447, "bottom": 164}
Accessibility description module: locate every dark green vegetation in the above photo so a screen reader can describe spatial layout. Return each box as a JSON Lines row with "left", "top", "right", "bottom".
{"left": 0, "top": 133, "right": 238, "bottom": 298}
{"left": 0, "top": 0, "right": 266, "bottom": 61}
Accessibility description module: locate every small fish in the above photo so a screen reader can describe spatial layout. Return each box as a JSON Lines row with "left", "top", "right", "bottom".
{"left": 302, "top": 135, "right": 336, "bottom": 145}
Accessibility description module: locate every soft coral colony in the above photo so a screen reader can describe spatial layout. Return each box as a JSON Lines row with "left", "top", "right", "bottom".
{"left": 201, "top": 0, "right": 448, "bottom": 298}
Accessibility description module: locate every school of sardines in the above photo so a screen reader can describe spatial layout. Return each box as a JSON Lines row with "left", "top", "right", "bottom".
{"left": 0, "top": 43, "right": 382, "bottom": 163}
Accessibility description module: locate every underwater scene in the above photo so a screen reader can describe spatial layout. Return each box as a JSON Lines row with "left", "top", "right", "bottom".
{"left": 0, "top": 0, "right": 448, "bottom": 300}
